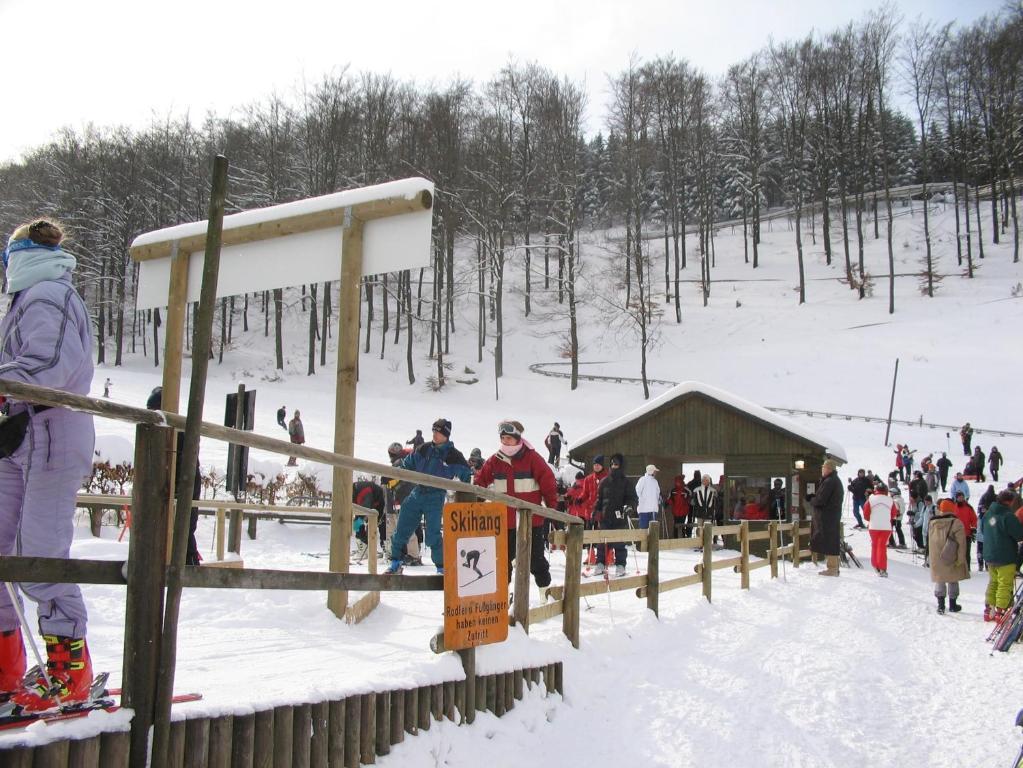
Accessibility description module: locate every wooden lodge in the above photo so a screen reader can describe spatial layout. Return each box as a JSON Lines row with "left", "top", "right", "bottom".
{"left": 568, "top": 381, "right": 847, "bottom": 524}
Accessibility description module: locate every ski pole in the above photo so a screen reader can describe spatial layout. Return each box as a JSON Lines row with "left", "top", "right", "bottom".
{"left": 4, "top": 581, "right": 59, "bottom": 704}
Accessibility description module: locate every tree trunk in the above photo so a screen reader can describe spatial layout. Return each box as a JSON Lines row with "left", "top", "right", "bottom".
{"left": 273, "top": 288, "right": 284, "bottom": 370}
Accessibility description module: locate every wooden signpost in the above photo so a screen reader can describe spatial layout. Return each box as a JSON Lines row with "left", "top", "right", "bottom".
{"left": 130, "top": 177, "right": 434, "bottom": 620}
{"left": 442, "top": 502, "right": 509, "bottom": 651}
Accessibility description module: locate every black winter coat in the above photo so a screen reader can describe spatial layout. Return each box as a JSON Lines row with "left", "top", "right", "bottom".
{"left": 593, "top": 467, "right": 638, "bottom": 530}
{"left": 810, "top": 470, "right": 843, "bottom": 556}
{"left": 847, "top": 475, "right": 871, "bottom": 501}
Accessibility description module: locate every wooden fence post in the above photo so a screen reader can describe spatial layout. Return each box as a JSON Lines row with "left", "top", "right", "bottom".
{"left": 791, "top": 522, "right": 800, "bottom": 568}
{"left": 739, "top": 521, "right": 750, "bottom": 590}
{"left": 769, "top": 522, "right": 778, "bottom": 579}
{"left": 151, "top": 154, "right": 228, "bottom": 768}
{"left": 512, "top": 509, "right": 530, "bottom": 631}
{"left": 124, "top": 423, "right": 172, "bottom": 768}
{"left": 367, "top": 511, "right": 379, "bottom": 575}
{"left": 562, "top": 523, "right": 583, "bottom": 649}
{"left": 458, "top": 648, "right": 475, "bottom": 724}
{"left": 701, "top": 523, "right": 713, "bottom": 603}
{"left": 646, "top": 524, "right": 659, "bottom": 617}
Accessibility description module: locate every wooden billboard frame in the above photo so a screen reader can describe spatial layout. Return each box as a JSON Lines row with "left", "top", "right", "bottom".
{"left": 130, "top": 183, "right": 434, "bottom": 619}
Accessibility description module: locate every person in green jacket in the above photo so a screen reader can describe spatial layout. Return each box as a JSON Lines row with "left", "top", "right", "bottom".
{"left": 982, "top": 490, "right": 1023, "bottom": 622}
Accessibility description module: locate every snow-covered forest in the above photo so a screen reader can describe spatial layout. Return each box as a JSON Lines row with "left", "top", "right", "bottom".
{"left": 1, "top": 8, "right": 1021, "bottom": 396}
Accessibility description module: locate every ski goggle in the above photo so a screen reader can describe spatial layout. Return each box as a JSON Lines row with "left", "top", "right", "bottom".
{"left": 498, "top": 421, "right": 521, "bottom": 438}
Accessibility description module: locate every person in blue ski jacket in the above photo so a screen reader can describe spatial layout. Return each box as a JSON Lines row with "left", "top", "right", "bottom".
{"left": 386, "top": 418, "right": 470, "bottom": 574}
{"left": 949, "top": 472, "right": 970, "bottom": 501}
{"left": 0, "top": 219, "right": 95, "bottom": 712}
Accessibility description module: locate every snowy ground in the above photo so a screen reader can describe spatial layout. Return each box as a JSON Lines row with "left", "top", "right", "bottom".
{"left": 1, "top": 202, "right": 1022, "bottom": 764}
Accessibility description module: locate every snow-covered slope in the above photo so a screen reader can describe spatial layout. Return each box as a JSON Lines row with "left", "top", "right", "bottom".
{"left": 2, "top": 202, "right": 1021, "bottom": 765}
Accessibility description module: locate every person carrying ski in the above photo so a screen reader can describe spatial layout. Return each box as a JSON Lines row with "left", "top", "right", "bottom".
{"left": 286, "top": 410, "right": 304, "bottom": 466}
{"left": 928, "top": 500, "right": 969, "bottom": 614}
{"left": 989, "top": 446, "right": 1004, "bottom": 482}
{"left": 386, "top": 418, "right": 470, "bottom": 574}
{"left": 809, "top": 459, "right": 844, "bottom": 577}
{"left": 863, "top": 484, "right": 896, "bottom": 577}
{"left": 635, "top": 464, "right": 661, "bottom": 530}
{"left": 960, "top": 422, "right": 973, "bottom": 456}
{"left": 0, "top": 219, "right": 96, "bottom": 711}
{"left": 473, "top": 420, "right": 558, "bottom": 590}
{"left": 543, "top": 422, "right": 565, "bottom": 468}
{"left": 591, "top": 453, "right": 638, "bottom": 577}
{"left": 276, "top": 405, "right": 287, "bottom": 431}
{"left": 981, "top": 490, "right": 1023, "bottom": 622}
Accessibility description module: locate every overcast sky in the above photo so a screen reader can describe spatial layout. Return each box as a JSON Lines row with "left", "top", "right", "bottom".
{"left": 0, "top": 0, "right": 1007, "bottom": 164}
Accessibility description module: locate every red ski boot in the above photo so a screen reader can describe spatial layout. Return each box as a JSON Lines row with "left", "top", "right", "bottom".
{"left": 0, "top": 628, "right": 27, "bottom": 697}
{"left": 11, "top": 635, "right": 93, "bottom": 712}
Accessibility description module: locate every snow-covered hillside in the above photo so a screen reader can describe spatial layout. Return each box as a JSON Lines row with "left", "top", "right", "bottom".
{"left": 3, "top": 202, "right": 1022, "bottom": 765}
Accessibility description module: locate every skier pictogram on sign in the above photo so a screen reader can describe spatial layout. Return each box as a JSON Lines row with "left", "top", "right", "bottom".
{"left": 458, "top": 539, "right": 496, "bottom": 595}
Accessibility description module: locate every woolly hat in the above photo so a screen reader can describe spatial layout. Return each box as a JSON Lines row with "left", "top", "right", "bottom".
{"left": 938, "top": 499, "right": 957, "bottom": 514}
{"left": 610, "top": 453, "right": 625, "bottom": 468}
{"left": 592, "top": 455, "right": 605, "bottom": 467}
{"left": 431, "top": 418, "right": 452, "bottom": 438}
{"left": 146, "top": 386, "right": 163, "bottom": 410}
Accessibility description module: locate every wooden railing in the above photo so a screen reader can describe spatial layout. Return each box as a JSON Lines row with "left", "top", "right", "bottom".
{"left": 0, "top": 377, "right": 581, "bottom": 768}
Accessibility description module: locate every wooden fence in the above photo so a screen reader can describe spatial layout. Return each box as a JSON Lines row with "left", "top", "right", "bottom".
{"left": 0, "top": 662, "right": 563, "bottom": 768}
{"left": 0, "top": 378, "right": 821, "bottom": 767}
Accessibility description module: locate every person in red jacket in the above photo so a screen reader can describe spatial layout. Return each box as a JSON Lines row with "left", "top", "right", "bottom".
{"left": 579, "top": 455, "right": 608, "bottom": 527}
{"left": 473, "top": 420, "right": 559, "bottom": 589}
{"left": 952, "top": 491, "right": 978, "bottom": 570}
{"left": 566, "top": 472, "right": 587, "bottom": 518}
{"left": 863, "top": 484, "right": 897, "bottom": 577}
{"left": 666, "top": 475, "right": 691, "bottom": 537}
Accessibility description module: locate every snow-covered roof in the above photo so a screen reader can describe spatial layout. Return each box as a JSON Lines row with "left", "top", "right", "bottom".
{"left": 571, "top": 380, "right": 847, "bottom": 463}
{"left": 130, "top": 177, "right": 433, "bottom": 248}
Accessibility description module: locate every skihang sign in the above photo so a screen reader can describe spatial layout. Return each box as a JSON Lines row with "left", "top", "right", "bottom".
{"left": 130, "top": 178, "right": 434, "bottom": 310}
{"left": 443, "top": 502, "right": 509, "bottom": 651}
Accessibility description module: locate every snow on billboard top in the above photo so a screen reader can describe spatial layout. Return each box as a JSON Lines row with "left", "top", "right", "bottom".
{"left": 572, "top": 380, "right": 847, "bottom": 463}
{"left": 132, "top": 177, "right": 433, "bottom": 310}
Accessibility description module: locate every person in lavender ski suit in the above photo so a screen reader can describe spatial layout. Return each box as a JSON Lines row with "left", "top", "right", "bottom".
{"left": 0, "top": 219, "right": 95, "bottom": 710}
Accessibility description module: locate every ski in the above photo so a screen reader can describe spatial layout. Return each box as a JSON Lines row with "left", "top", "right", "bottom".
{"left": 458, "top": 570, "right": 494, "bottom": 589}
{"left": 0, "top": 692, "right": 203, "bottom": 732}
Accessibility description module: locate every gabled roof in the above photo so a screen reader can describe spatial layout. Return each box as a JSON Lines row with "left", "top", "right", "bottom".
{"left": 572, "top": 380, "right": 847, "bottom": 462}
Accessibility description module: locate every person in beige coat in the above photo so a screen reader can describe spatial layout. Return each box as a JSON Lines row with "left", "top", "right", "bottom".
{"left": 927, "top": 499, "right": 969, "bottom": 614}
